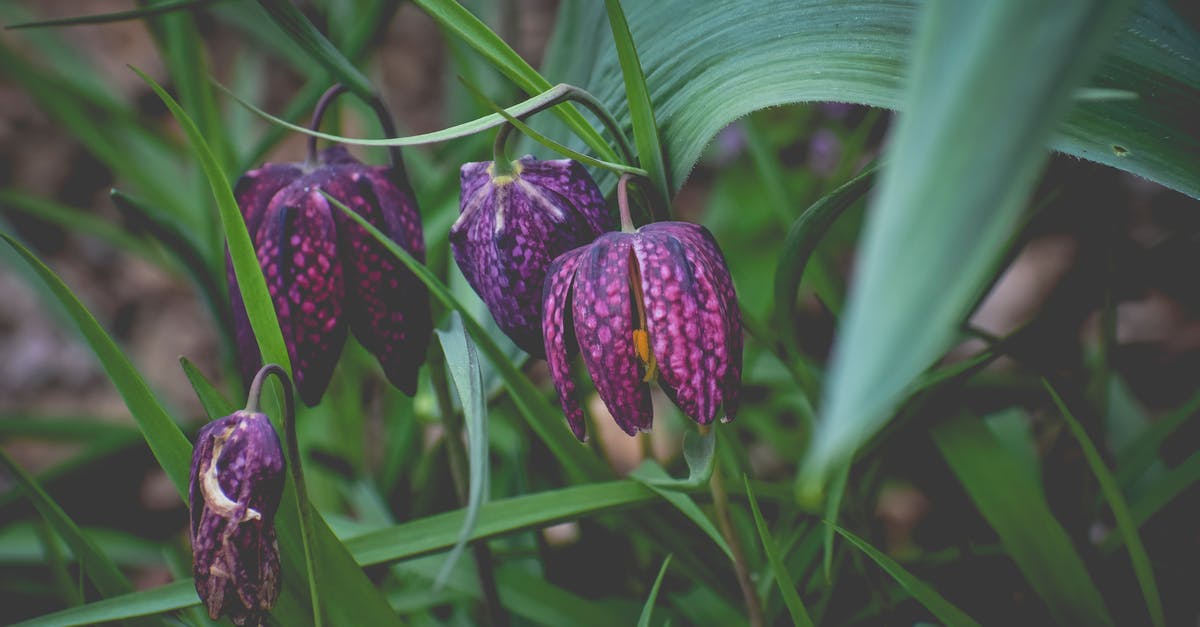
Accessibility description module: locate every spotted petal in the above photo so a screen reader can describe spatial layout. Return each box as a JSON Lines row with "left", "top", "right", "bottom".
{"left": 451, "top": 157, "right": 612, "bottom": 356}
{"left": 542, "top": 246, "right": 589, "bottom": 440}
{"left": 640, "top": 222, "right": 743, "bottom": 422}
{"left": 256, "top": 184, "right": 346, "bottom": 407}
{"left": 228, "top": 164, "right": 303, "bottom": 385}
{"left": 328, "top": 163, "right": 430, "bottom": 395}
{"left": 572, "top": 233, "right": 652, "bottom": 435}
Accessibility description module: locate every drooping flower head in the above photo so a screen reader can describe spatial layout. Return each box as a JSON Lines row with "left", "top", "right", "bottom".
{"left": 452, "top": 156, "right": 612, "bottom": 356}
{"left": 543, "top": 212, "right": 743, "bottom": 440}
{"left": 229, "top": 144, "right": 431, "bottom": 405}
{"left": 189, "top": 410, "right": 285, "bottom": 626}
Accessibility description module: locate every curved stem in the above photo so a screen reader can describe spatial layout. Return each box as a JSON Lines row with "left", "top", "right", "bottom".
{"left": 617, "top": 173, "right": 636, "bottom": 232}
{"left": 246, "top": 364, "right": 323, "bottom": 627}
{"left": 307, "top": 84, "right": 349, "bottom": 168}
{"left": 707, "top": 436, "right": 764, "bottom": 627}
{"left": 558, "top": 84, "right": 637, "bottom": 167}
{"left": 492, "top": 123, "right": 516, "bottom": 176}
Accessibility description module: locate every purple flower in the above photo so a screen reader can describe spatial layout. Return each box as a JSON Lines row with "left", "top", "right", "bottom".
{"left": 451, "top": 156, "right": 612, "bottom": 356}
{"left": 229, "top": 146, "right": 431, "bottom": 405}
{"left": 189, "top": 411, "right": 285, "bottom": 626}
{"left": 542, "top": 222, "right": 743, "bottom": 440}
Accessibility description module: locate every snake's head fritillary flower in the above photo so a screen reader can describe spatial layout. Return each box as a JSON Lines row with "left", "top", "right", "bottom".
{"left": 542, "top": 222, "right": 743, "bottom": 440}
{"left": 228, "top": 146, "right": 431, "bottom": 405}
{"left": 451, "top": 156, "right": 611, "bottom": 356}
{"left": 189, "top": 411, "right": 285, "bottom": 626}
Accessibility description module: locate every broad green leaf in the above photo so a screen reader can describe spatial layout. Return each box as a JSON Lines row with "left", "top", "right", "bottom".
{"left": 638, "top": 555, "right": 672, "bottom": 627}
{"left": 1045, "top": 380, "right": 1164, "bottom": 627}
{"left": 179, "top": 357, "right": 236, "bottom": 420}
{"left": 547, "top": 1, "right": 1198, "bottom": 199}
{"left": 323, "top": 192, "right": 610, "bottom": 482}
{"left": 808, "top": 0, "right": 1132, "bottom": 485}
{"left": 602, "top": 0, "right": 669, "bottom": 215}
{"left": 255, "top": 0, "right": 376, "bottom": 102}
{"left": 0, "top": 234, "right": 193, "bottom": 495}
{"left": 933, "top": 413, "right": 1114, "bottom": 627}
{"left": 411, "top": 0, "right": 619, "bottom": 163}
{"left": 134, "top": 67, "right": 292, "bottom": 378}
{"left": 433, "top": 312, "right": 490, "bottom": 587}
{"left": 744, "top": 478, "right": 813, "bottom": 627}
{"left": 835, "top": 525, "right": 981, "bottom": 627}
{"left": 4, "top": 0, "right": 216, "bottom": 29}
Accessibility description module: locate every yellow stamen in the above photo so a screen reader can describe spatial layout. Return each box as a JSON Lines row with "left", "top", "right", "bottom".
{"left": 628, "top": 253, "right": 657, "bottom": 382}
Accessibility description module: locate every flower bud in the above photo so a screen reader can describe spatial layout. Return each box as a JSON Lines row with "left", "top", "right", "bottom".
{"left": 189, "top": 411, "right": 285, "bottom": 626}
{"left": 452, "top": 156, "right": 612, "bottom": 356}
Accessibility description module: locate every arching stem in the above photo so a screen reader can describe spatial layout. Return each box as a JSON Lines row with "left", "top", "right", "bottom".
{"left": 246, "top": 364, "right": 324, "bottom": 627}
{"left": 618, "top": 173, "right": 636, "bottom": 232}
{"left": 306, "top": 84, "right": 409, "bottom": 185}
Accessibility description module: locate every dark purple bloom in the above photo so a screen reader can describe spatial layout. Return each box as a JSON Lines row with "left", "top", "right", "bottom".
{"left": 542, "top": 222, "right": 743, "bottom": 440}
{"left": 189, "top": 411, "right": 285, "bottom": 626}
{"left": 229, "top": 146, "right": 431, "bottom": 405}
{"left": 452, "top": 156, "right": 612, "bottom": 356}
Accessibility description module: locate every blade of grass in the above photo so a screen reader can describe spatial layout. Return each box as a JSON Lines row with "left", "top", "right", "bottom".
{"left": 433, "top": 312, "right": 490, "bottom": 587}
{"left": 255, "top": 0, "right": 375, "bottom": 101}
{"left": 835, "top": 525, "right": 981, "bottom": 627}
{"left": 1044, "top": 380, "right": 1164, "bottom": 627}
{"left": 4, "top": 0, "right": 220, "bottom": 29}
{"left": 744, "top": 477, "right": 813, "bottom": 627}
{"left": 0, "top": 234, "right": 193, "bottom": 494}
{"left": 637, "top": 555, "right": 672, "bottom": 627}
{"left": 323, "top": 192, "right": 609, "bottom": 482}
{"left": 16, "top": 479, "right": 675, "bottom": 626}
{"left": 0, "top": 450, "right": 136, "bottom": 598}
{"left": 602, "top": 0, "right": 669, "bottom": 216}
{"left": 821, "top": 463, "right": 850, "bottom": 582}
{"left": 179, "top": 357, "right": 236, "bottom": 420}
{"left": 411, "top": 0, "right": 618, "bottom": 163}
{"left": 133, "top": 67, "right": 291, "bottom": 377}
{"left": 932, "top": 412, "right": 1114, "bottom": 627}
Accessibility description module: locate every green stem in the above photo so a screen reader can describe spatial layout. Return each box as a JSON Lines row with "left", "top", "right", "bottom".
{"left": 492, "top": 123, "right": 515, "bottom": 176}
{"left": 429, "top": 352, "right": 509, "bottom": 627}
{"left": 707, "top": 440, "right": 764, "bottom": 627}
{"left": 246, "top": 364, "right": 323, "bottom": 627}
{"left": 617, "top": 173, "right": 636, "bottom": 232}
{"left": 306, "top": 83, "right": 409, "bottom": 184}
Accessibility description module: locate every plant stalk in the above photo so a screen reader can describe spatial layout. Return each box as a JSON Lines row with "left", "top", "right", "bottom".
{"left": 247, "top": 364, "right": 324, "bottom": 627}
{"left": 708, "top": 451, "right": 765, "bottom": 627}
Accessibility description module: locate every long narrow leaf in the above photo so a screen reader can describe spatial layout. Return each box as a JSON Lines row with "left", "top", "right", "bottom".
{"left": 322, "top": 192, "right": 610, "bottom": 482}
{"left": 434, "top": 312, "right": 490, "bottom": 587}
{"left": 933, "top": 413, "right": 1114, "bottom": 626}
{"left": 835, "top": 525, "right": 981, "bottom": 627}
{"left": 133, "top": 67, "right": 292, "bottom": 377}
{"left": 602, "top": 0, "right": 669, "bottom": 214}
{"left": 255, "top": 0, "right": 375, "bottom": 101}
{"left": 411, "top": 0, "right": 619, "bottom": 163}
{"left": 5, "top": 0, "right": 218, "bottom": 29}
{"left": 0, "top": 234, "right": 193, "bottom": 495}
{"left": 1044, "top": 381, "right": 1164, "bottom": 627}
{"left": 637, "top": 555, "right": 672, "bottom": 627}
{"left": 745, "top": 477, "right": 813, "bottom": 627}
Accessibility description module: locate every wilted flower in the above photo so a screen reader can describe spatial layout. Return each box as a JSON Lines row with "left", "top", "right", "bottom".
{"left": 452, "top": 156, "right": 612, "bottom": 356}
{"left": 229, "top": 145, "right": 431, "bottom": 405}
{"left": 542, "top": 221, "right": 743, "bottom": 440}
{"left": 189, "top": 410, "right": 285, "bottom": 626}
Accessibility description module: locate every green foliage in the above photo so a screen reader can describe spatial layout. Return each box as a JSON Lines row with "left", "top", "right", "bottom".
{"left": 1, "top": 0, "right": 1198, "bottom": 625}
